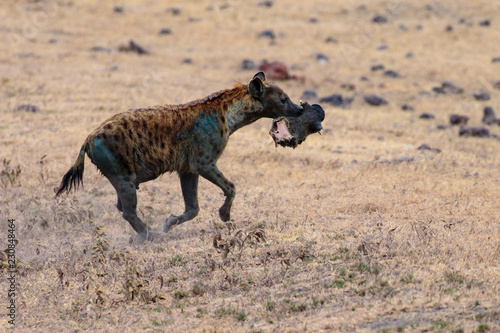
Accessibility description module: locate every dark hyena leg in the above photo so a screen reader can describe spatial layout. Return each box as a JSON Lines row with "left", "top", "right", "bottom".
{"left": 108, "top": 175, "right": 152, "bottom": 239}
{"left": 164, "top": 172, "right": 200, "bottom": 232}
{"left": 198, "top": 164, "right": 235, "bottom": 222}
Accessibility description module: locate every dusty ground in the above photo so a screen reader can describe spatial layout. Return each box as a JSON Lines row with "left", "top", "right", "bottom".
{"left": 1, "top": 0, "right": 499, "bottom": 332}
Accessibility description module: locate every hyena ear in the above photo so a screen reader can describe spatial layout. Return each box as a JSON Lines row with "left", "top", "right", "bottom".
{"left": 249, "top": 73, "right": 266, "bottom": 98}
{"left": 253, "top": 71, "right": 266, "bottom": 81}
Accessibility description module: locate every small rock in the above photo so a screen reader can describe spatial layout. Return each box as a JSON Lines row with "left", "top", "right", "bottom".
{"left": 14, "top": 104, "right": 39, "bottom": 112}
{"left": 241, "top": 59, "right": 256, "bottom": 70}
{"left": 492, "top": 81, "right": 500, "bottom": 89}
{"left": 492, "top": 57, "right": 500, "bottom": 63}
{"left": 181, "top": 58, "right": 193, "bottom": 64}
{"left": 416, "top": 24, "right": 423, "bottom": 31}
{"left": 377, "top": 44, "right": 388, "bottom": 51}
{"left": 188, "top": 17, "right": 201, "bottom": 22}
{"left": 118, "top": 40, "right": 149, "bottom": 55}
{"left": 314, "top": 52, "right": 328, "bottom": 63}
{"left": 399, "top": 24, "right": 408, "bottom": 31}
{"left": 479, "top": 19, "right": 490, "bottom": 27}
{"left": 473, "top": 90, "right": 490, "bottom": 101}
{"left": 401, "top": 104, "right": 415, "bottom": 111}
{"left": 257, "top": 30, "right": 275, "bottom": 39}
{"left": 167, "top": 7, "right": 181, "bottom": 15}
{"left": 340, "top": 83, "right": 356, "bottom": 91}
{"left": 319, "top": 94, "right": 345, "bottom": 107}
{"left": 445, "top": 25, "right": 453, "bottom": 32}
{"left": 482, "top": 106, "right": 500, "bottom": 125}
{"left": 449, "top": 114, "right": 469, "bottom": 125}
{"left": 459, "top": 126, "right": 490, "bottom": 137}
{"left": 371, "top": 64, "right": 385, "bottom": 71}
{"left": 113, "top": 5, "right": 124, "bottom": 13}
{"left": 419, "top": 112, "right": 435, "bottom": 119}
{"left": 372, "top": 14, "right": 387, "bottom": 23}
{"left": 436, "top": 124, "right": 447, "bottom": 130}
{"left": 441, "top": 81, "right": 464, "bottom": 94}
{"left": 432, "top": 86, "right": 445, "bottom": 94}
{"left": 257, "top": 0, "right": 274, "bottom": 7}
{"left": 405, "top": 52, "right": 414, "bottom": 58}
{"left": 364, "top": 95, "right": 387, "bottom": 106}
{"left": 48, "top": 38, "right": 57, "bottom": 44}
{"left": 300, "top": 89, "right": 318, "bottom": 101}
{"left": 325, "top": 36, "right": 338, "bottom": 43}
{"left": 309, "top": 17, "right": 319, "bottom": 23}
{"left": 359, "top": 76, "right": 369, "bottom": 81}
{"left": 417, "top": 144, "right": 442, "bottom": 153}
{"left": 383, "top": 70, "right": 401, "bottom": 78}
{"left": 158, "top": 28, "right": 172, "bottom": 35}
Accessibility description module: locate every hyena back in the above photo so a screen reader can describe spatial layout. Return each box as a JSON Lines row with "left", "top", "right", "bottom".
{"left": 56, "top": 72, "right": 303, "bottom": 240}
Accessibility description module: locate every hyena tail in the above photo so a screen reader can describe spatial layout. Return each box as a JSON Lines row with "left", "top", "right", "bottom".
{"left": 55, "top": 143, "right": 88, "bottom": 197}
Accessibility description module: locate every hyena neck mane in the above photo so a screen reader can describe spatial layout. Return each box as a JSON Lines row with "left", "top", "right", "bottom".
{"left": 161, "top": 82, "right": 264, "bottom": 135}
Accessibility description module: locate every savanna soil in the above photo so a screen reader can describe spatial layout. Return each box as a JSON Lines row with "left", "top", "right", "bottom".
{"left": 0, "top": 0, "right": 499, "bottom": 332}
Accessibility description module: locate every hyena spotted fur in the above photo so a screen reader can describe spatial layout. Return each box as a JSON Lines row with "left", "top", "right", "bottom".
{"left": 56, "top": 72, "right": 303, "bottom": 240}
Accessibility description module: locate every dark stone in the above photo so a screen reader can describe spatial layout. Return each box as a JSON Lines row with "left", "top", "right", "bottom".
{"left": 257, "top": 30, "right": 275, "bottom": 39}
{"left": 377, "top": 44, "right": 388, "bottom": 51}
{"left": 371, "top": 64, "right": 385, "bottom": 71}
{"left": 309, "top": 17, "right": 319, "bottom": 23}
{"left": 383, "top": 70, "right": 401, "bottom": 78}
{"left": 479, "top": 19, "right": 490, "bottom": 27}
{"left": 492, "top": 57, "right": 500, "bottom": 63}
{"left": 301, "top": 89, "right": 318, "bottom": 101}
{"left": 118, "top": 40, "right": 149, "bottom": 55}
{"left": 241, "top": 59, "right": 256, "bottom": 70}
{"left": 449, "top": 114, "right": 469, "bottom": 125}
{"left": 14, "top": 104, "right": 39, "bottom": 112}
{"left": 399, "top": 24, "right": 408, "bottom": 31}
{"left": 445, "top": 25, "right": 453, "bottom": 32}
{"left": 325, "top": 36, "right": 338, "bottom": 43}
{"left": 441, "top": 81, "right": 464, "bottom": 94}
{"left": 315, "top": 52, "right": 328, "bottom": 62}
{"left": 419, "top": 112, "right": 435, "bottom": 119}
{"left": 113, "top": 5, "right": 124, "bottom": 13}
{"left": 459, "top": 126, "right": 490, "bottom": 137}
{"left": 482, "top": 106, "right": 500, "bottom": 125}
{"left": 417, "top": 144, "right": 442, "bottom": 153}
{"left": 359, "top": 76, "right": 369, "bottom": 81}
{"left": 159, "top": 28, "right": 172, "bottom": 35}
{"left": 167, "top": 7, "right": 181, "bottom": 15}
{"left": 364, "top": 95, "right": 388, "bottom": 106}
{"left": 493, "top": 81, "right": 500, "bottom": 89}
{"left": 405, "top": 52, "right": 414, "bottom": 58}
{"left": 257, "top": 0, "right": 274, "bottom": 7}
{"left": 401, "top": 104, "right": 415, "bottom": 111}
{"left": 373, "top": 14, "right": 387, "bottom": 23}
{"left": 473, "top": 90, "right": 490, "bottom": 101}
{"left": 182, "top": 58, "right": 193, "bottom": 64}
{"left": 436, "top": 124, "right": 447, "bottom": 130}
{"left": 432, "top": 87, "right": 446, "bottom": 94}
{"left": 340, "top": 83, "right": 356, "bottom": 91}
{"left": 49, "top": 38, "right": 57, "bottom": 44}
{"left": 320, "top": 94, "right": 345, "bottom": 107}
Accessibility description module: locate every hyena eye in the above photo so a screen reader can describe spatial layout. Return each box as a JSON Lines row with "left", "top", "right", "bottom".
{"left": 281, "top": 98, "right": 287, "bottom": 105}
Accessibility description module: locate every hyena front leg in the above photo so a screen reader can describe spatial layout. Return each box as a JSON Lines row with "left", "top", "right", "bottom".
{"left": 198, "top": 164, "right": 235, "bottom": 222}
{"left": 164, "top": 172, "right": 200, "bottom": 232}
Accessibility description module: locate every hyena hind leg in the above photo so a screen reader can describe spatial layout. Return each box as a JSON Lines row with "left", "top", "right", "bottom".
{"left": 108, "top": 175, "right": 156, "bottom": 240}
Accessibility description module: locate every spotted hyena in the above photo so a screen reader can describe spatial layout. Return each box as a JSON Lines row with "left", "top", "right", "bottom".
{"left": 56, "top": 72, "right": 303, "bottom": 240}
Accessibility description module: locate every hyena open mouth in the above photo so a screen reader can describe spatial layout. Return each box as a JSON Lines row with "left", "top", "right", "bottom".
{"left": 270, "top": 101, "right": 325, "bottom": 148}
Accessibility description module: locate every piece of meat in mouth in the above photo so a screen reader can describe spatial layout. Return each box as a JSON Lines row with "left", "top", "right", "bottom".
{"left": 269, "top": 101, "right": 325, "bottom": 148}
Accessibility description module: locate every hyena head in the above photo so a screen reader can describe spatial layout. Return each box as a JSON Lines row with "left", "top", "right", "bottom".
{"left": 248, "top": 72, "right": 303, "bottom": 118}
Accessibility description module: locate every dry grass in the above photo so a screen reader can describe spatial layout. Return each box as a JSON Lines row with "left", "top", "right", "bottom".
{"left": 1, "top": 0, "right": 500, "bottom": 332}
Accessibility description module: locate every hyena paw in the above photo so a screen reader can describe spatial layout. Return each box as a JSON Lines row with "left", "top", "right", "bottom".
{"left": 163, "top": 215, "right": 180, "bottom": 232}
{"left": 219, "top": 207, "right": 231, "bottom": 222}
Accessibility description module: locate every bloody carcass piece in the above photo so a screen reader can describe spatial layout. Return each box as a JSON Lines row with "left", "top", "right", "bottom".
{"left": 269, "top": 102, "right": 325, "bottom": 148}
